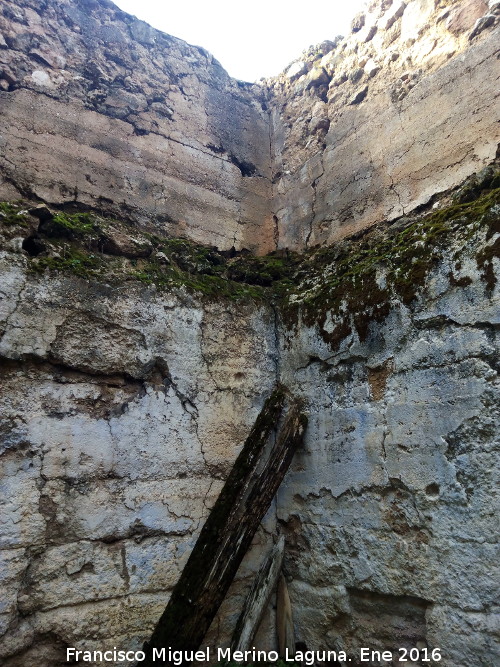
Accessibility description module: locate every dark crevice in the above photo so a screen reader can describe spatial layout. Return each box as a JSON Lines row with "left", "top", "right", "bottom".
{"left": 22, "top": 235, "right": 46, "bottom": 256}
{"left": 229, "top": 154, "right": 258, "bottom": 177}
{"left": 206, "top": 143, "right": 225, "bottom": 154}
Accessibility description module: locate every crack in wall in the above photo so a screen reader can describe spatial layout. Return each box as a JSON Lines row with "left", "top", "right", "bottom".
{"left": 1, "top": 4, "right": 500, "bottom": 661}
{"left": 0, "top": 271, "right": 28, "bottom": 347}
{"left": 304, "top": 155, "right": 325, "bottom": 249}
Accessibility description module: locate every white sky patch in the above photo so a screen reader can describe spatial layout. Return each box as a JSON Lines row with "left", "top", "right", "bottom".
{"left": 113, "top": 0, "right": 367, "bottom": 82}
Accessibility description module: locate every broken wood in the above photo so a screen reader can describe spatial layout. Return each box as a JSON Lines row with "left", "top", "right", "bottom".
{"left": 140, "top": 385, "right": 307, "bottom": 667}
{"left": 277, "top": 573, "right": 295, "bottom": 658}
{"left": 231, "top": 535, "right": 285, "bottom": 653}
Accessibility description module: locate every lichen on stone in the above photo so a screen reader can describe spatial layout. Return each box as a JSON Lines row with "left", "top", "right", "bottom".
{"left": 1, "top": 174, "right": 498, "bottom": 327}
{"left": 280, "top": 182, "right": 500, "bottom": 345}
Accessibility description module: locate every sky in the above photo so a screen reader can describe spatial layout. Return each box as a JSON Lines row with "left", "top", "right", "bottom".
{"left": 113, "top": 0, "right": 367, "bottom": 82}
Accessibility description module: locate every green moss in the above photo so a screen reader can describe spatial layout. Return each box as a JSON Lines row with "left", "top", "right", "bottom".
{"left": 43, "top": 211, "right": 98, "bottom": 238}
{"left": 132, "top": 260, "right": 265, "bottom": 301}
{"left": 228, "top": 252, "right": 300, "bottom": 286}
{"left": 32, "top": 248, "right": 101, "bottom": 277}
{"left": 2, "top": 175, "right": 498, "bottom": 320}
{"left": 0, "top": 201, "right": 30, "bottom": 226}
{"left": 282, "top": 186, "right": 500, "bottom": 345}
{"left": 101, "top": 179, "right": 500, "bottom": 308}
{"left": 453, "top": 165, "right": 500, "bottom": 204}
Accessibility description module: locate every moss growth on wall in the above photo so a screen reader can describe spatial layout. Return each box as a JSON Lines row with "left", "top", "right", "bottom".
{"left": 43, "top": 211, "right": 96, "bottom": 238}
{"left": 33, "top": 247, "right": 101, "bottom": 277}
{"left": 131, "top": 259, "right": 265, "bottom": 301}
{"left": 282, "top": 185, "right": 499, "bottom": 345}
{"left": 0, "top": 202, "right": 30, "bottom": 226}
{"left": 1, "top": 174, "right": 498, "bottom": 330}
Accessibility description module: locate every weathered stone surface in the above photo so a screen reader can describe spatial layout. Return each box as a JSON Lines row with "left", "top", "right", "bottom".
{"left": 98, "top": 226, "right": 153, "bottom": 258}
{"left": 0, "top": 0, "right": 273, "bottom": 254}
{"left": 1, "top": 175, "right": 499, "bottom": 666}
{"left": 1, "top": 1, "right": 498, "bottom": 254}
{"left": 378, "top": 1, "right": 407, "bottom": 31}
{"left": 285, "top": 61, "right": 308, "bottom": 80}
{"left": 469, "top": 12, "right": 497, "bottom": 37}
{"left": 277, "top": 217, "right": 500, "bottom": 666}
{"left": 0, "top": 249, "right": 278, "bottom": 664}
{"left": 0, "top": 0, "right": 499, "bottom": 665}
{"left": 268, "top": 1, "right": 499, "bottom": 249}
{"left": 351, "top": 12, "right": 366, "bottom": 33}
{"left": 446, "top": 0, "right": 489, "bottom": 35}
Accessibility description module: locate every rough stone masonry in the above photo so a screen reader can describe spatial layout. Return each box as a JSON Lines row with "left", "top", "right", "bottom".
{"left": 0, "top": 1, "right": 499, "bottom": 666}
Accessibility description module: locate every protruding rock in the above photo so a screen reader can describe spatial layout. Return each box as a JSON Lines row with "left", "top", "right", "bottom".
{"left": 330, "top": 72, "right": 348, "bottom": 87}
{"left": 150, "top": 102, "right": 174, "bottom": 118}
{"left": 351, "top": 13, "right": 366, "bottom": 32}
{"left": 379, "top": 0, "right": 406, "bottom": 31}
{"left": 285, "top": 61, "right": 308, "bottom": 81}
{"left": 29, "top": 48, "right": 66, "bottom": 69}
{"left": 447, "top": 0, "right": 489, "bottom": 35}
{"left": 310, "top": 117, "right": 330, "bottom": 134}
{"left": 305, "top": 67, "right": 330, "bottom": 89}
{"left": 317, "top": 40, "right": 337, "bottom": 55}
{"left": 350, "top": 85, "right": 369, "bottom": 104}
{"left": 99, "top": 227, "right": 153, "bottom": 258}
{"left": 364, "top": 59, "right": 381, "bottom": 77}
{"left": 363, "top": 24, "right": 378, "bottom": 42}
{"left": 349, "top": 68, "right": 364, "bottom": 83}
{"left": 154, "top": 251, "right": 170, "bottom": 264}
{"left": 30, "top": 70, "right": 52, "bottom": 87}
{"left": 6, "top": 236, "right": 25, "bottom": 253}
{"left": 469, "top": 13, "right": 496, "bottom": 38}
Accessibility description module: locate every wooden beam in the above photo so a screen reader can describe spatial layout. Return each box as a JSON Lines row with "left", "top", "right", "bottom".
{"left": 277, "top": 573, "right": 295, "bottom": 658}
{"left": 231, "top": 535, "right": 285, "bottom": 653}
{"left": 140, "top": 385, "right": 307, "bottom": 667}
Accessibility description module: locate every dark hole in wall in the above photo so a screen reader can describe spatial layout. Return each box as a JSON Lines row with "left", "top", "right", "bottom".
{"left": 317, "top": 86, "right": 329, "bottom": 103}
{"left": 229, "top": 154, "right": 258, "bottom": 177}
{"left": 133, "top": 125, "right": 149, "bottom": 136}
{"left": 22, "top": 235, "right": 45, "bottom": 256}
{"left": 207, "top": 143, "right": 225, "bottom": 154}
{"left": 425, "top": 483, "right": 440, "bottom": 497}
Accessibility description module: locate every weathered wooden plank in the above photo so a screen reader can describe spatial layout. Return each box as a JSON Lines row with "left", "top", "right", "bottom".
{"left": 277, "top": 573, "right": 295, "bottom": 658}
{"left": 231, "top": 535, "right": 285, "bottom": 653}
{"left": 140, "top": 385, "right": 307, "bottom": 667}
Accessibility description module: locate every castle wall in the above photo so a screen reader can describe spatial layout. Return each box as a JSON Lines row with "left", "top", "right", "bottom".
{"left": 0, "top": 0, "right": 273, "bottom": 253}
{"left": 1, "top": 1, "right": 498, "bottom": 253}
{"left": 1, "top": 181, "right": 498, "bottom": 667}
{"left": 278, "top": 226, "right": 500, "bottom": 666}
{"left": 0, "top": 1, "right": 499, "bottom": 666}
{"left": 0, "top": 251, "right": 278, "bottom": 665}
{"left": 269, "top": 0, "right": 499, "bottom": 248}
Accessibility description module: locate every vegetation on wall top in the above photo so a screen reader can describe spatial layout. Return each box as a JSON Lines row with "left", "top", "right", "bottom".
{"left": 1, "top": 168, "right": 498, "bottom": 346}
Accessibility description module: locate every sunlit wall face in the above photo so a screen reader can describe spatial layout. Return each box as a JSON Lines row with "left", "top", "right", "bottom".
{"left": 113, "top": 0, "right": 367, "bottom": 81}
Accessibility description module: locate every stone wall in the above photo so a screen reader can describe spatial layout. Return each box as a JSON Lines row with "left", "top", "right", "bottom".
{"left": 277, "top": 215, "right": 500, "bottom": 665}
{"left": 0, "top": 248, "right": 278, "bottom": 665}
{"left": 269, "top": 0, "right": 499, "bottom": 249}
{"left": 1, "top": 1, "right": 498, "bottom": 255}
{"left": 1, "top": 175, "right": 498, "bottom": 667}
{"left": 0, "top": 0, "right": 273, "bottom": 253}
{"left": 0, "top": 0, "right": 499, "bottom": 666}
